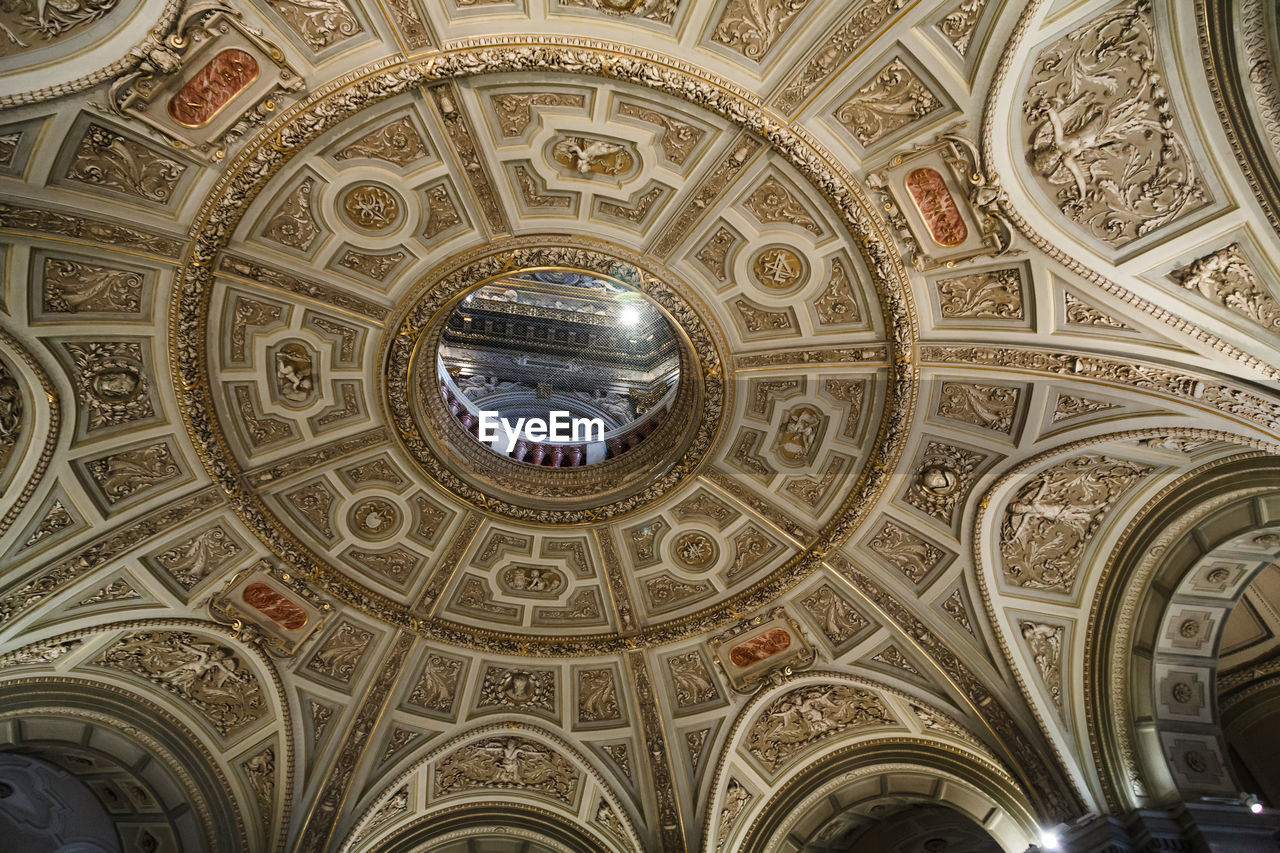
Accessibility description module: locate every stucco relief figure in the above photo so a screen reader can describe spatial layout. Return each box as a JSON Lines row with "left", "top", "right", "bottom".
{"left": 95, "top": 631, "right": 266, "bottom": 734}
{"left": 551, "top": 136, "right": 633, "bottom": 176}
{"left": 0, "top": 362, "right": 21, "bottom": 468}
{"left": 274, "top": 342, "right": 315, "bottom": 404}
{"left": 1000, "top": 454, "right": 1151, "bottom": 592}
{"left": 776, "top": 405, "right": 821, "bottom": 462}
{"left": 502, "top": 670, "right": 536, "bottom": 703}
{"left": 745, "top": 684, "right": 893, "bottom": 771}
{"left": 435, "top": 737, "right": 578, "bottom": 804}
{"left": 729, "top": 628, "right": 792, "bottom": 667}
{"left": 0, "top": 0, "right": 120, "bottom": 57}
{"left": 241, "top": 582, "right": 308, "bottom": 629}
{"left": 502, "top": 565, "right": 563, "bottom": 593}
{"left": 167, "top": 49, "right": 260, "bottom": 128}
{"left": 1022, "top": 0, "right": 1207, "bottom": 245}
{"left": 904, "top": 167, "right": 967, "bottom": 247}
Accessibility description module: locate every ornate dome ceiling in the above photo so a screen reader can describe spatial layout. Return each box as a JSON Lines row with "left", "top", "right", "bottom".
{"left": 2, "top": 0, "right": 1280, "bottom": 851}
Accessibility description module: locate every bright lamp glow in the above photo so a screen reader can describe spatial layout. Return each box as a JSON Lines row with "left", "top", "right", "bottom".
{"left": 618, "top": 305, "right": 640, "bottom": 325}
{"left": 1244, "top": 793, "right": 1264, "bottom": 814}
{"left": 1040, "top": 828, "right": 1062, "bottom": 850}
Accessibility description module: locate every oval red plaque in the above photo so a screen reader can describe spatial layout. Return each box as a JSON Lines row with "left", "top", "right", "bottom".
{"left": 242, "top": 582, "right": 308, "bottom": 629}
{"left": 904, "top": 167, "right": 968, "bottom": 248}
{"left": 729, "top": 628, "right": 792, "bottom": 668}
{"left": 167, "top": 49, "right": 260, "bottom": 128}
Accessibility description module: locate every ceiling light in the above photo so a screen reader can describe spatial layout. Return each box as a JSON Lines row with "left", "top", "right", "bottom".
{"left": 1244, "top": 793, "right": 1263, "bottom": 814}
{"left": 619, "top": 305, "right": 640, "bottom": 325}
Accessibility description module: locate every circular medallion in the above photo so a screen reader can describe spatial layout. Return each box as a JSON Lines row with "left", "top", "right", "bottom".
{"left": 342, "top": 184, "right": 402, "bottom": 230}
{"left": 672, "top": 531, "right": 717, "bottom": 570}
{"left": 349, "top": 498, "right": 400, "bottom": 539}
{"left": 917, "top": 465, "right": 959, "bottom": 497}
{"left": 751, "top": 247, "right": 806, "bottom": 290}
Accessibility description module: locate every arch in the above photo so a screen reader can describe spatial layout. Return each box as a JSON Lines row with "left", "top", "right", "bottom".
{"left": 737, "top": 740, "right": 1040, "bottom": 853}
{"left": 703, "top": 671, "right": 1036, "bottom": 852}
{"left": 0, "top": 678, "right": 245, "bottom": 851}
{"left": 0, "top": 323, "right": 60, "bottom": 540}
{"left": 340, "top": 722, "right": 639, "bottom": 853}
{"left": 1085, "top": 454, "right": 1280, "bottom": 810}
{"left": 970, "top": 429, "right": 1278, "bottom": 811}
{"left": 0, "top": 618, "right": 296, "bottom": 852}
{"left": 367, "top": 802, "right": 612, "bottom": 853}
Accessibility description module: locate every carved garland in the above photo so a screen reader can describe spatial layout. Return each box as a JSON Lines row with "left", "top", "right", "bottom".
{"left": 978, "top": 0, "right": 1280, "bottom": 380}
{"left": 170, "top": 40, "right": 917, "bottom": 655}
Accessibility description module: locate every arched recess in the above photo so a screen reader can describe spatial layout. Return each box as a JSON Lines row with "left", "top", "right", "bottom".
{"left": 1086, "top": 454, "right": 1280, "bottom": 811}
{"left": 1220, "top": 677, "right": 1280, "bottom": 809}
{"left": 970, "top": 428, "right": 1277, "bottom": 812}
{"left": 701, "top": 672, "right": 1039, "bottom": 853}
{"left": 736, "top": 742, "right": 1039, "bottom": 852}
{"left": 338, "top": 722, "right": 640, "bottom": 853}
{"left": 0, "top": 618, "right": 296, "bottom": 852}
{"left": 359, "top": 803, "right": 616, "bottom": 853}
{"left": 0, "top": 679, "right": 244, "bottom": 851}
{"left": 0, "top": 752, "right": 120, "bottom": 852}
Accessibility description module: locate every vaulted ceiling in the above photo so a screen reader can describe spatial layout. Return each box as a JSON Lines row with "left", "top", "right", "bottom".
{"left": 2, "top": 0, "right": 1279, "bottom": 850}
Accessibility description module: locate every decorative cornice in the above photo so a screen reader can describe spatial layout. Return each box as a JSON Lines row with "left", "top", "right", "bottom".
{"left": 0, "top": 323, "right": 59, "bottom": 541}
{"left": 1197, "top": 0, "right": 1280, "bottom": 239}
